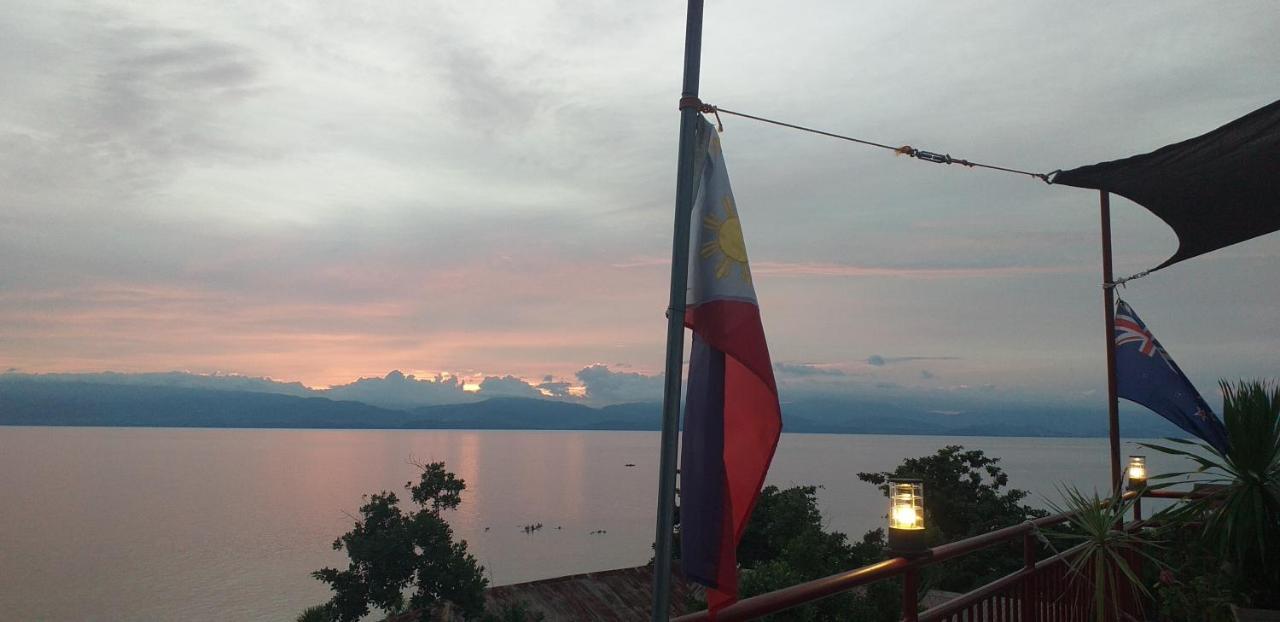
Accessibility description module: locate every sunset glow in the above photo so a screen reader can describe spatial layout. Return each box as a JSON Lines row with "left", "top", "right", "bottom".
{"left": 0, "top": 1, "right": 1274, "bottom": 405}
{"left": 3, "top": 3, "right": 1277, "bottom": 621}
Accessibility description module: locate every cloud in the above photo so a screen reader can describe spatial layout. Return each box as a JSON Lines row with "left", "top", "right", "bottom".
{"left": 0, "top": 16, "right": 266, "bottom": 212}
{"left": 866, "top": 355, "right": 960, "bottom": 367}
{"left": 0, "top": 370, "right": 311, "bottom": 396}
{"left": 617, "top": 259, "right": 1091, "bottom": 281}
{"left": 323, "top": 370, "right": 470, "bottom": 409}
{"left": 535, "top": 380, "right": 573, "bottom": 398}
{"left": 1, "top": 2, "right": 1276, "bottom": 401}
{"left": 477, "top": 375, "right": 543, "bottom": 398}
{"left": 933, "top": 383, "right": 998, "bottom": 393}
{"left": 751, "top": 261, "right": 1090, "bottom": 280}
{"left": 575, "top": 364, "right": 662, "bottom": 404}
{"left": 774, "top": 362, "right": 847, "bottom": 377}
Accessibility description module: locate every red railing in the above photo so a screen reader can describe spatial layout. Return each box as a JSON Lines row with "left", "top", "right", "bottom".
{"left": 674, "top": 489, "right": 1188, "bottom": 622}
{"left": 918, "top": 540, "right": 1091, "bottom": 622}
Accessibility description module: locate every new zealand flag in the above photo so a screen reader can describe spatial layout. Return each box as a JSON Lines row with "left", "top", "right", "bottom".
{"left": 1114, "top": 299, "right": 1229, "bottom": 453}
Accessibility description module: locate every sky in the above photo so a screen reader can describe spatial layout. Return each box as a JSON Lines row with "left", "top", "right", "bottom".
{"left": 1, "top": 1, "right": 1277, "bottom": 406}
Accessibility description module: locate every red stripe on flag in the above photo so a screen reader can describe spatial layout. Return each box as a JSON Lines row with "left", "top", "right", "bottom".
{"left": 708, "top": 494, "right": 738, "bottom": 615}
{"left": 685, "top": 300, "right": 778, "bottom": 394}
{"left": 723, "top": 355, "right": 782, "bottom": 542}
{"left": 686, "top": 299, "right": 782, "bottom": 613}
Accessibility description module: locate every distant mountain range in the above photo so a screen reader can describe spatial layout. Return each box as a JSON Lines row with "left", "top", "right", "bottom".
{"left": 0, "top": 375, "right": 1189, "bottom": 438}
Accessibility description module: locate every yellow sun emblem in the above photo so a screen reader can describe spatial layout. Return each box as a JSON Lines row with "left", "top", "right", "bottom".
{"left": 701, "top": 194, "right": 751, "bottom": 283}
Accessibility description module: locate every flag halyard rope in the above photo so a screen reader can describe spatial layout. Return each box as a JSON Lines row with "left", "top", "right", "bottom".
{"left": 676, "top": 98, "right": 1156, "bottom": 290}
{"left": 678, "top": 98, "right": 1052, "bottom": 183}
{"left": 1104, "top": 269, "right": 1154, "bottom": 290}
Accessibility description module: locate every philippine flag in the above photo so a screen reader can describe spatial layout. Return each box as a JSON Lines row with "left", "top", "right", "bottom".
{"left": 680, "top": 118, "right": 782, "bottom": 613}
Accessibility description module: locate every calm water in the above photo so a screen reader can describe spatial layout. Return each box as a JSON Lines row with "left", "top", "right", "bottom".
{"left": 0, "top": 427, "right": 1194, "bottom": 621}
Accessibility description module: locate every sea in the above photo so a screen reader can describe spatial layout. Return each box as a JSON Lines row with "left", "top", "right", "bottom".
{"left": 0, "top": 427, "right": 1197, "bottom": 621}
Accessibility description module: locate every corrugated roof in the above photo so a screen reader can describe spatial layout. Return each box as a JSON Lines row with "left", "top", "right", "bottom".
{"left": 483, "top": 565, "right": 700, "bottom": 622}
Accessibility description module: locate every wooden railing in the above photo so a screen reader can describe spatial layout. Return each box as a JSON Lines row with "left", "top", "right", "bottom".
{"left": 673, "top": 489, "right": 1190, "bottom": 622}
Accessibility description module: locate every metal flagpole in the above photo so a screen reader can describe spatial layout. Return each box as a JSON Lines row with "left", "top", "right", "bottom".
{"left": 1100, "top": 190, "right": 1122, "bottom": 491}
{"left": 652, "top": 1, "right": 705, "bottom": 620}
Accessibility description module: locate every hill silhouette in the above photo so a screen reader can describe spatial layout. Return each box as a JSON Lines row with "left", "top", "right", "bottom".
{"left": 0, "top": 376, "right": 1187, "bottom": 437}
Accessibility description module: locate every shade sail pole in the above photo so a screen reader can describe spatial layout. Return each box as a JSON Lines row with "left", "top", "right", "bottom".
{"left": 1100, "top": 190, "right": 1122, "bottom": 491}
{"left": 652, "top": 1, "right": 704, "bottom": 620}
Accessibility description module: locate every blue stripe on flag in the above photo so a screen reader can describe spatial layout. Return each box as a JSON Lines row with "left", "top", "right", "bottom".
{"left": 680, "top": 334, "right": 727, "bottom": 587}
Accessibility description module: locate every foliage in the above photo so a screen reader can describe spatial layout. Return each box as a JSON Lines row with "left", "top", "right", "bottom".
{"left": 296, "top": 603, "right": 336, "bottom": 622}
{"left": 857, "top": 445, "right": 1049, "bottom": 591}
{"left": 312, "top": 461, "right": 487, "bottom": 622}
{"left": 1148, "top": 525, "right": 1239, "bottom": 622}
{"left": 735, "top": 485, "right": 900, "bottom": 622}
{"left": 1040, "top": 487, "right": 1164, "bottom": 622}
{"left": 1142, "top": 380, "right": 1280, "bottom": 608}
{"left": 676, "top": 447, "right": 1066, "bottom": 618}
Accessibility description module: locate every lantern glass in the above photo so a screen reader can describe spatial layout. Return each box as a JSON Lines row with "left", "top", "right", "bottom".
{"left": 1127, "top": 455, "right": 1147, "bottom": 489}
{"left": 889, "top": 480, "right": 924, "bottom": 530}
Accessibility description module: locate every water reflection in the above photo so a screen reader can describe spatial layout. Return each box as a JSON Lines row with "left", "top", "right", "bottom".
{"left": 0, "top": 428, "right": 1197, "bottom": 622}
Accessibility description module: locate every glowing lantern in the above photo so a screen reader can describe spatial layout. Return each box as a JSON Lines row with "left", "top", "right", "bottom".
{"left": 887, "top": 477, "right": 927, "bottom": 555}
{"left": 1127, "top": 455, "right": 1147, "bottom": 490}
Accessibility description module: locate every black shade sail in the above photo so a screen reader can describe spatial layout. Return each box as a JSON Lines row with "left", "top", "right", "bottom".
{"left": 1053, "top": 99, "right": 1280, "bottom": 271}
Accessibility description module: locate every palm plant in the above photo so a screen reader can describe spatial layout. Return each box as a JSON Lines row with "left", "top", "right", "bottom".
{"left": 1039, "top": 487, "right": 1164, "bottom": 621}
{"left": 1141, "top": 380, "right": 1280, "bottom": 606}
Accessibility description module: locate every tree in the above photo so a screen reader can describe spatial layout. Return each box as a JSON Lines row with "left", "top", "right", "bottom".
{"left": 680, "top": 447, "right": 1048, "bottom": 618}
{"left": 734, "top": 485, "right": 900, "bottom": 622}
{"left": 312, "top": 461, "right": 487, "bottom": 622}
{"left": 858, "top": 445, "right": 1049, "bottom": 592}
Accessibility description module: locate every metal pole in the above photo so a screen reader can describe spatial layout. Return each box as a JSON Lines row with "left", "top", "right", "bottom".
{"left": 652, "top": 2, "right": 705, "bottom": 620}
{"left": 1100, "top": 190, "right": 1122, "bottom": 492}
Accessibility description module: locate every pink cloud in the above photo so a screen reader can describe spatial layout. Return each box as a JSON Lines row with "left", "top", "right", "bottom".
{"left": 751, "top": 261, "right": 1090, "bottom": 279}
{"left": 0, "top": 253, "right": 672, "bottom": 387}
{"left": 612, "top": 256, "right": 1090, "bottom": 279}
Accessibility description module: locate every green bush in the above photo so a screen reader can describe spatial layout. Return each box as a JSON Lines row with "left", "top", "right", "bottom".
{"left": 1143, "top": 380, "right": 1280, "bottom": 609}
{"left": 296, "top": 603, "right": 336, "bottom": 622}
{"left": 1148, "top": 525, "right": 1238, "bottom": 622}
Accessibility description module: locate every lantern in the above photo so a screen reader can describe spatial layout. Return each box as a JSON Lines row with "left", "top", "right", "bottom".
{"left": 887, "top": 477, "right": 927, "bottom": 555}
{"left": 1127, "top": 455, "right": 1147, "bottom": 490}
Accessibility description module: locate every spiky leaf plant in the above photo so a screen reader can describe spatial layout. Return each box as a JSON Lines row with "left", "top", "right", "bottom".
{"left": 1141, "top": 380, "right": 1280, "bottom": 606}
{"left": 1040, "top": 487, "right": 1165, "bottom": 621}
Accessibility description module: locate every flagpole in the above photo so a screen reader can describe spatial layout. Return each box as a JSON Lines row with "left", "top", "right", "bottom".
{"left": 1100, "top": 190, "right": 1122, "bottom": 492}
{"left": 652, "top": 1, "right": 705, "bottom": 620}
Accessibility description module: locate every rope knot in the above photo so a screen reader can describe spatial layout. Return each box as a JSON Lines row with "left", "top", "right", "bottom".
{"left": 678, "top": 97, "right": 722, "bottom": 131}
